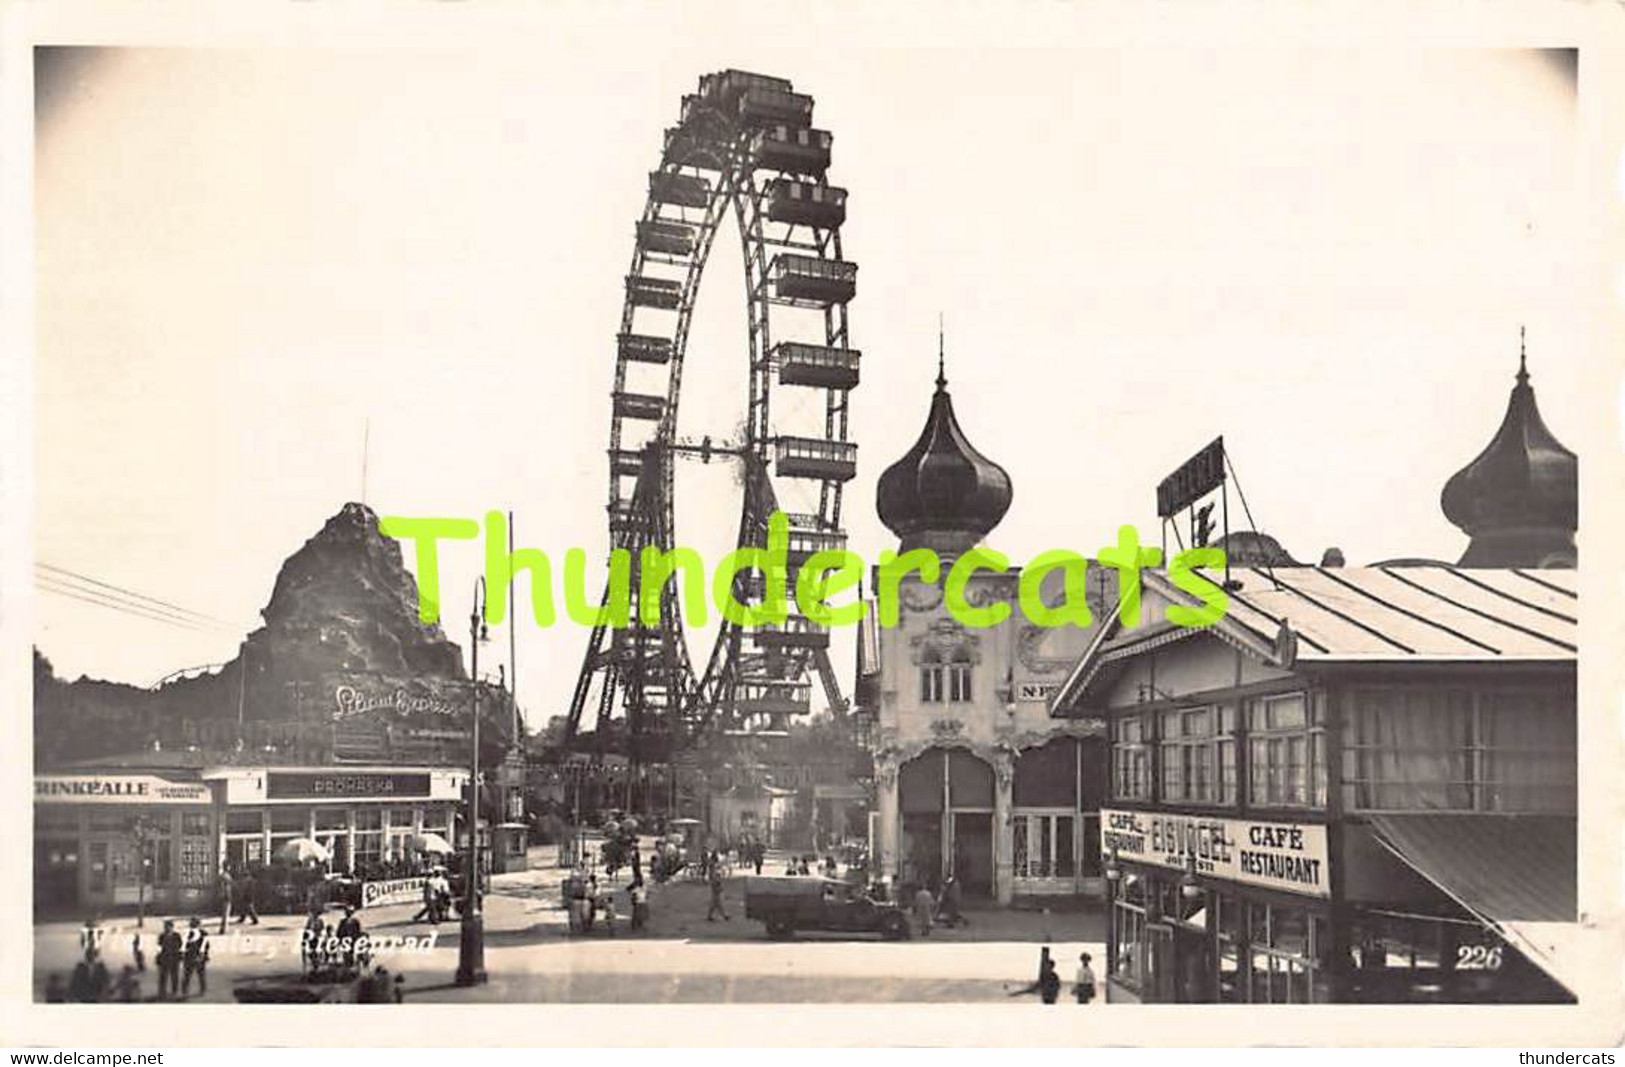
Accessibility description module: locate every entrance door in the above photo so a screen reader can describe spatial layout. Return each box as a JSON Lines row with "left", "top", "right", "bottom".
{"left": 1146, "top": 923, "right": 1177, "bottom": 1003}
{"left": 34, "top": 837, "right": 80, "bottom": 914}
{"left": 1175, "top": 926, "right": 1214, "bottom": 1003}
{"left": 901, "top": 813, "right": 941, "bottom": 890}
{"left": 950, "top": 813, "right": 994, "bottom": 897}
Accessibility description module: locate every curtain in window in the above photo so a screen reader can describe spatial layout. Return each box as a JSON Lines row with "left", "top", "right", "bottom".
{"left": 1354, "top": 690, "right": 1472, "bottom": 809}
{"left": 1480, "top": 691, "right": 1575, "bottom": 813}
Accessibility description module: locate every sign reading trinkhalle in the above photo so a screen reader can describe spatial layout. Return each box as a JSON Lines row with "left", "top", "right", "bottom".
{"left": 1100, "top": 808, "right": 1330, "bottom": 898}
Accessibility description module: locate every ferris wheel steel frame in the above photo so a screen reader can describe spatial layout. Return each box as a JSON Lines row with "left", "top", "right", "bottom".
{"left": 565, "top": 71, "right": 859, "bottom": 761}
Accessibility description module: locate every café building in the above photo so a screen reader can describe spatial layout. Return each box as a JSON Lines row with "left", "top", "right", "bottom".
{"left": 1052, "top": 562, "right": 1577, "bottom": 1004}
{"left": 35, "top": 756, "right": 468, "bottom": 913}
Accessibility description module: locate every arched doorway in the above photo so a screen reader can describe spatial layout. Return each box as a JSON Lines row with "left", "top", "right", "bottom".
{"left": 898, "top": 747, "right": 995, "bottom": 898}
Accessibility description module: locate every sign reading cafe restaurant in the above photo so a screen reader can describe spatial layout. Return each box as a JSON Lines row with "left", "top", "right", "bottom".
{"left": 1100, "top": 808, "right": 1329, "bottom": 899}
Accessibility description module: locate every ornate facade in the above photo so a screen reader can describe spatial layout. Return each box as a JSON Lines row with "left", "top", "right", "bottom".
{"left": 861, "top": 352, "right": 1114, "bottom": 904}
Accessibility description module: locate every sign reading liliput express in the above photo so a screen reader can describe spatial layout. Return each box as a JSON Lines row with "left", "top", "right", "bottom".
{"left": 35, "top": 774, "right": 212, "bottom": 805}
{"left": 361, "top": 877, "right": 429, "bottom": 909}
{"left": 266, "top": 772, "right": 432, "bottom": 800}
{"left": 1100, "top": 808, "right": 1329, "bottom": 899}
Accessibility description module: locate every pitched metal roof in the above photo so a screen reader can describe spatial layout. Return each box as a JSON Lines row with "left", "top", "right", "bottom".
{"left": 1210, "top": 566, "right": 1576, "bottom": 662}
{"left": 1052, "top": 565, "right": 1576, "bottom": 711}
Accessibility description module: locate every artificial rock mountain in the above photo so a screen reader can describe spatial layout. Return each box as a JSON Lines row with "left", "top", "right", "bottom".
{"left": 35, "top": 502, "right": 513, "bottom": 768}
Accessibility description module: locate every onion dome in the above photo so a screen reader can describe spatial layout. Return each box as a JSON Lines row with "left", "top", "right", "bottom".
{"left": 876, "top": 343, "right": 1012, "bottom": 555}
{"left": 1440, "top": 337, "right": 1577, "bottom": 568}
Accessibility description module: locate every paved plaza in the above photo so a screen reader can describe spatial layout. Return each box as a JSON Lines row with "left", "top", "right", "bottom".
{"left": 34, "top": 847, "right": 1105, "bottom": 1004}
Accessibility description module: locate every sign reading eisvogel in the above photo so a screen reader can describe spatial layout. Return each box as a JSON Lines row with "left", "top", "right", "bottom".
{"left": 1100, "top": 808, "right": 1329, "bottom": 898}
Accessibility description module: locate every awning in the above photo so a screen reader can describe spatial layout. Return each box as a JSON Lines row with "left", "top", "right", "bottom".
{"left": 1366, "top": 813, "right": 1577, "bottom": 992}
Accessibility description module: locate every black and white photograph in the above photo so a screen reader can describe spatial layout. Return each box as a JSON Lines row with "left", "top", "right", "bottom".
{"left": 4, "top": 0, "right": 1624, "bottom": 1052}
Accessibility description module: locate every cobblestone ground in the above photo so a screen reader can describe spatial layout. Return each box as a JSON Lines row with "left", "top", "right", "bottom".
{"left": 34, "top": 847, "right": 1106, "bottom": 1004}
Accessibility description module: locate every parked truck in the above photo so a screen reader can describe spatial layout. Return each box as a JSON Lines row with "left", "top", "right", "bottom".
{"left": 743, "top": 876, "right": 911, "bottom": 940}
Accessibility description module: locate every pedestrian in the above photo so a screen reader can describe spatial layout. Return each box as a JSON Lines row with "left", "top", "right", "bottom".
{"left": 1009, "top": 945, "right": 1053, "bottom": 1000}
{"left": 1074, "top": 952, "right": 1097, "bottom": 1004}
{"left": 706, "top": 865, "right": 730, "bottom": 922}
{"left": 599, "top": 886, "right": 617, "bottom": 937}
{"left": 155, "top": 919, "right": 182, "bottom": 1000}
{"left": 68, "top": 959, "right": 93, "bottom": 1003}
{"left": 752, "top": 841, "right": 764, "bottom": 876}
{"left": 913, "top": 884, "right": 935, "bottom": 938}
{"left": 336, "top": 906, "right": 363, "bottom": 971}
{"left": 302, "top": 909, "right": 325, "bottom": 977}
{"left": 131, "top": 930, "right": 146, "bottom": 973}
{"left": 217, "top": 865, "right": 234, "bottom": 933}
{"left": 1039, "top": 954, "right": 1061, "bottom": 1004}
{"left": 88, "top": 955, "right": 111, "bottom": 1002}
{"left": 114, "top": 965, "right": 140, "bottom": 1003}
{"left": 180, "top": 916, "right": 209, "bottom": 998}
{"left": 78, "top": 915, "right": 102, "bottom": 962}
{"left": 238, "top": 866, "right": 261, "bottom": 925}
{"left": 939, "top": 875, "right": 966, "bottom": 929}
{"left": 413, "top": 872, "right": 437, "bottom": 924}
{"left": 630, "top": 876, "right": 649, "bottom": 932}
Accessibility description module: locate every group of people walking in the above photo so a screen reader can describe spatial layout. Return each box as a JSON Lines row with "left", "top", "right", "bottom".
{"left": 46, "top": 914, "right": 209, "bottom": 1003}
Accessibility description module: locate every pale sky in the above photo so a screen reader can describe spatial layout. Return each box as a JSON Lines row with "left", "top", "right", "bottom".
{"left": 32, "top": 41, "right": 1587, "bottom": 728}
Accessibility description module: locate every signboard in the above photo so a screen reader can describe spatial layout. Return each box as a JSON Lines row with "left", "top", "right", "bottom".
{"left": 1016, "top": 682, "right": 1060, "bottom": 702}
{"left": 361, "top": 877, "right": 428, "bottom": 909}
{"left": 35, "top": 775, "right": 212, "bottom": 805}
{"left": 334, "top": 685, "right": 463, "bottom": 722}
{"left": 1156, "top": 437, "right": 1226, "bottom": 520}
{"left": 1100, "top": 808, "right": 1329, "bottom": 899}
{"left": 266, "top": 772, "right": 431, "bottom": 800}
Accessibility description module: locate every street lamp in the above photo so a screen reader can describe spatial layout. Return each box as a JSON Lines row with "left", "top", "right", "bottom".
{"left": 456, "top": 578, "right": 490, "bottom": 987}
{"left": 1180, "top": 853, "right": 1203, "bottom": 901}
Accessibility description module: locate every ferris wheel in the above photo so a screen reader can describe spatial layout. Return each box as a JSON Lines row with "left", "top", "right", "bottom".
{"left": 564, "top": 70, "right": 860, "bottom": 758}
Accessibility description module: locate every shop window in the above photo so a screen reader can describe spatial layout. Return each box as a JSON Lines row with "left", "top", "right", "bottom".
{"left": 314, "top": 809, "right": 349, "bottom": 833}
{"left": 226, "top": 810, "right": 263, "bottom": 836}
{"left": 179, "top": 832, "right": 212, "bottom": 886}
{"left": 1159, "top": 704, "right": 1237, "bottom": 805}
{"left": 354, "top": 832, "right": 382, "bottom": 873}
{"left": 1112, "top": 900, "right": 1146, "bottom": 987}
{"left": 1243, "top": 900, "right": 1324, "bottom": 1004}
{"left": 225, "top": 837, "right": 263, "bottom": 870}
{"left": 1346, "top": 687, "right": 1574, "bottom": 814}
{"left": 354, "top": 810, "right": 383, "bottom": 831}
{"left": 147, "top": 828, "right": 173, "bottom": 886}
{"left": 1111, "top": 713, "right": 1151, "bottom": 801}
{"left": 1012, "top": 814, "right": 1076, "bottom": 879}
{"left": 1247, "top": 692, "right": 1326, "bottom": 809}
{"left": 270, "top": 808, "right": 308, "bottom": 834}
